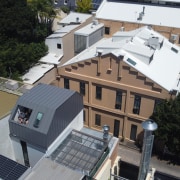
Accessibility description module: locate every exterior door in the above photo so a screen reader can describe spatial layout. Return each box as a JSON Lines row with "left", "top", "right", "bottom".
{"left": 113, "top": 119, "right": 120, "bottom": 138}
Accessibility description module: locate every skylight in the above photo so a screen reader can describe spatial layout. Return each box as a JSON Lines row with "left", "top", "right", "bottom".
{"left": 171, "top": 47, "right": 178, "bottom": 53}
{"left": 33, "top": 112, "right": 43, "bottom": 128}
{"left": 127, "top": 58, "right": 136, "bottom": 66}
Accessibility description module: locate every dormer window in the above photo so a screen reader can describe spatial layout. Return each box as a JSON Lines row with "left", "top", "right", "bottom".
{"left": 33, "top": 112, "right": 43, "bottom": 128}
{"left": 14, "top": 105, "right": 32, "bottom": 125}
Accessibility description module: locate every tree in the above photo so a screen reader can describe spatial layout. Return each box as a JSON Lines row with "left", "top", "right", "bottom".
{"left": 76, "top": 0, "right": 92, "bottom": 13}
{"left": 150, "top": 95, "right": 180, "bottom": 157}
{"left": 27, "top": 0, "right": 57, "bottom": 35}
{"left": 0, "top": 0, "right": 48, "bottom": 79}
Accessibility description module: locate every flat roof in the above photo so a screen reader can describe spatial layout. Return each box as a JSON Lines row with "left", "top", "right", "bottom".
{"left": 75, "top": 22, "right": 104, "bottom": 36}
{"left": 60, "top": 12, "right": 92, "bottom": 24}
{"left": 50, "top": 130, "right": 108, "bottom": 176}
{"left": 47, "top": 25, "right": 80, "bottom": 38}
{"left": 39, "top": 53, "right": 63, "bottom": 65}
{"left": 24, "top": 158, "right": 83, "bottom": 180}
{"left": 62, "top": 26, "right": 180, "bottom": 92}
{"left": 21, "top": 64, "right": 54, "bottom": 85}
{"left": 96, "top": 0, "right": 180, "bottom": 28}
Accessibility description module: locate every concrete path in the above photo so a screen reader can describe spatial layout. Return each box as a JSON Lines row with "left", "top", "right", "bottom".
{"left": 118, "top": 145, "right": 180, "bottom": 178}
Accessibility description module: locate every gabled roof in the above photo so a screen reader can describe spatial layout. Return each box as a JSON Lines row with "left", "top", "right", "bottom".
{"left": 62, "top": 26, "right": 180, "bottom": 92}
{"left": 96, "top": 0, "right": 180, "bottom": 28}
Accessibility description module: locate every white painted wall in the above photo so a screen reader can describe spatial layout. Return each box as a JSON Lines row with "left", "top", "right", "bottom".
{"left": 11, "top": 109, "right": 83, "bottom": 167}
{"left": 46, "top": 110, "right": 83, "bottom": 156}
{"left": 27, "top": 145, "right": 44, "bottom": 167}
{"left": 95, "top": 159, "right": 111, "bottom": 180}
{"left": 45, "top": 38, "right": 63, "bottom": 56}
{"left": 11, "top": 138, "right": 24, "bottom": 165}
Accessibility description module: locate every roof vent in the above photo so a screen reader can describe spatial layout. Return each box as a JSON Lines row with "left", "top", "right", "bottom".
{"left": 103, "top": 125, "right": 109, "bottom": 141}
{"left": 76, "top": 17, "right": 79, "bottom": 23}
{"left": 92, "top": 19, "right": 98, "bottom": 25}
{"left": 120, "top": 27, "right": 125, "bottom": 31}
{"left": 97, "top": 49, "right": 103, "bottom": 56}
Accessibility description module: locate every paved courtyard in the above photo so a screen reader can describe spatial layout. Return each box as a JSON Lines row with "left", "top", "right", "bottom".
{"left": 118, "top": 145, "right": 180, "bottom": 178}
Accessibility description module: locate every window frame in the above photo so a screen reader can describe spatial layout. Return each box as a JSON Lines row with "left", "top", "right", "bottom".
{"left": 96, "top": 86, "right": 102, "bottom": 100}
{"left": 95, "top": 114, "right": 101, "bottom": 126}
{"left": 83, "top": 110, "right": 86, "bottom": 122}
{"left": 57, "top": 43, "right": 61, "bottom": 49}
{"left": 115, "top": 90, "right": 122, "bottom": 110}
{"left": 80, "top": 82, "right": 85, "bottom": 96}
{"left": 105, "top": 27, "right": 110, "bottom": 35}
{"left": 64, "top": 78, "right": 69, "bottom": 89}
{"left": 133, "top": 95, "right": 141, "bottom": 115}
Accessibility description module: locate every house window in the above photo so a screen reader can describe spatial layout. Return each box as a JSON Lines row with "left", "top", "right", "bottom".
{"left": 105, "top": 27, "right": 110, "bottom": 35}
{"left": 64, "top": 78, "right": 69, "bottom": 89}
{"left": 115, "top": 90, "right": 122, "bottom": 110}
{"left": 33, "top": 112, "right": 43, "bottom": 128}
{"left": 57, "top": 44, "right": 61, "bottom": 49}
{"left": 96, "top": 86, "right": 102, "bottom": 100}
{"left": 95, "top": 114, "right": 101, "bottom": 126}
{"left": 14, "top": 105, "right": 32, "bottom": 124}
{"left": 130, "top": 124, "right": 137, "bottom": 141}
{"left": 133, "top": 95, "right": 141, "bottom": 114}
{"left": 83, "top": 110, "right": 86, "bottom": 122}
{"left": 153, "top": 99, "right": 162, "bottom": 113}
{"left": 80, "top": 82, "right": 85, "bottom": 96}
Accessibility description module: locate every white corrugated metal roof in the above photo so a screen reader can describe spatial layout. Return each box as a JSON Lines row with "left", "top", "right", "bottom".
{"left": 62, "top": 26, "right": 180, "bottom": 92}
{"left": 47, "top": 25, "right": 80, "bottom": 38}
{"left": 60, "top": 12, "right": 92, "bottom": 24}
{"left": 75, "top": 21, "right": 104, "bottom": 36}
{"left": 39, "top": 53, "right": 63, "bottom": 65}
{"left": 22, "top": 64, "right": 54, "bottom": 84}
{"left": 96, "top": 0, "right": 180, "bottom": 28}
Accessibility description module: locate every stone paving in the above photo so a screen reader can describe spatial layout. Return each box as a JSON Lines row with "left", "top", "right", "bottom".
{"left": 118, "top": 145, "right": 180, "bottom": 178}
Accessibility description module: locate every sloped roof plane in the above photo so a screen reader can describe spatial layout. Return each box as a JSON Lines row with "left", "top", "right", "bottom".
{"left": 62, "top": 26, "right": 180, "bottom": 92}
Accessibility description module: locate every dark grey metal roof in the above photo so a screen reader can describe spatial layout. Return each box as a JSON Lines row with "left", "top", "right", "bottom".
{"left": 0, "top": 154, "right": 28, "bottom": 180}
{"left": 9, "top": 84, "right": 83, "bottom": 150}
{"left": 20, "top": 83, "right": 75, "bottom": 110}
{"left": 51, "top": 130, "right": 108, "bottom": 176}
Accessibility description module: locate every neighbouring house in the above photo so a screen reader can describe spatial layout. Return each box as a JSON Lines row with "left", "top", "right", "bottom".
{"left": 21, "top": 63, "right": 55, "bottom": 85}
{"left": 39, "top": 12, "right": 93, "bottom": 66}
{"left": 8, "top": 83, "right": 83, "bottom": 167}
{"left": 54, "top": 26, "right": 180, "bottom": 143}
{"left": 96, "top": 0, "right": 180, "bottom": 44}
{"left": 7, "top": 83, "right": 119, "bottom": 180}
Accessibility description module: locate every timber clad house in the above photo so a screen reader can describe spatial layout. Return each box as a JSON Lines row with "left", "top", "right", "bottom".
{"left": 54, "top": 26, "right": 180, "bottom": 143}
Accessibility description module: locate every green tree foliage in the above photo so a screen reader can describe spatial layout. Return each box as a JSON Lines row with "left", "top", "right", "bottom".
{"left": 27, "top": 0, "right": 57, "bottom": 34}
{"left": 76, "top": 0, "right": 92, "bottom": 13}
{"left": 151, "top": 95, "right": 180, "bottom": 157}
{"left": 0, "top": 0, "right": 48, "bottom": 79}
